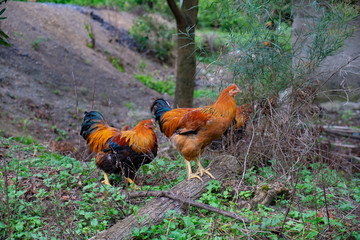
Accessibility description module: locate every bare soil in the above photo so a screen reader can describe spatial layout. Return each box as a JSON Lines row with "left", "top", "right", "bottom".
{"left": 0, "top": 1, "right": 169, "bottom": 153}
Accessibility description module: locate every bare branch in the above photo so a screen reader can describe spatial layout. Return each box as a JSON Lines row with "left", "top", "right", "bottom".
{"left": 126, "top": 190, "right": 249, "bottom": 222}
{"left": 311, "top": 55, "right": 360, "bottom": 99}
{"left": 239, "top": 120, "right": 255, "bottom": 186}
{"left": 322, "top": 128, "right": 360, "bottom": 140}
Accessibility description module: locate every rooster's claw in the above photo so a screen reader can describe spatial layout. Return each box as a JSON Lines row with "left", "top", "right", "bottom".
{"left": 198, "top": 168, "right": 215, "bottom": 179}
{"left": 101, "top": 180, "right": 111, "bottom": 185}
{"left": 188, "top": 173, "right": 203, "bottom": 181}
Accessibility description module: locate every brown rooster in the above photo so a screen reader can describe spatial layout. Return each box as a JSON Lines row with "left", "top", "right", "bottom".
{"left": 235, "top": 104, "right": 253, "bottom": 131}
{"left": 80, "top": 111, "right": 157, "bottom": 190}
{"left": 209, "top": 103, "right": 253, "bottom": 150}
{"left": 151, "top": 84, "right": 240, "bottom": 181}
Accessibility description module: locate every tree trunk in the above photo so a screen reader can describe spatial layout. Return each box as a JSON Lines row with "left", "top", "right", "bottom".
{"left": 89, "top": 154, "right": 241, "bottom": 240}
{"left": 167, "top": 0, "right": 198, "bottom": 108}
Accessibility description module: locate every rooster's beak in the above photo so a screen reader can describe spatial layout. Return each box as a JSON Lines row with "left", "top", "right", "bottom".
{"left": 150, "top": 119, "right": 158, "bottom": 130}
{"left": 233, "top": 87, "right": 241, "bottom": 96}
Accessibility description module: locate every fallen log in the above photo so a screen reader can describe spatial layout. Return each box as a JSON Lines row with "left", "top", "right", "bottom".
{"left": 322, "top": 125, "right": 360, "bottom": 140}
{"left": 90, "top": 154, "right": 242, "bottom": 240}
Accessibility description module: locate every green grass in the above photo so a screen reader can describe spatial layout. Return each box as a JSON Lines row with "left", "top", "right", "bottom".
{"left": 0, "top": 136, "right": 187, "bottom": 239}
{"left": 134, "top": 73, "right": 175, "bottom": 96}
{"left": 0, "top": 137, "right": 128, "bottom": 239}
{"left": 1, "top": 135, "right": 359, "bottom": 239}
{"left": 111, "top": 58, "right": 125, "bottom": 72}
{"left": 134, "top": 72, "right": 218, "bottom": 100}
{"left": 134, "top": 165, "right": 360, "bottom": 239}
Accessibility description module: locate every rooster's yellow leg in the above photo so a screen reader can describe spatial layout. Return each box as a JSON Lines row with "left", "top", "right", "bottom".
{"left": 126, "top": 178, "right": 140, "bottom": 191}
{"left": 101, "top": 172, "right": 111, "bottom": 185}
{"left": 186, "top": 160, "right": 203, "bottom": 181}
{"left": 194, "top": 159, "right": 215, "bottom": 179}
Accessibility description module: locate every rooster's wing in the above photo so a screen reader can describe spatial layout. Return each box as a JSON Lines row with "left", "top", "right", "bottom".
{"left": 175, "top": 106, "right": 222, "bottom": 135}
{"left": 160, "top": 108, "right": 193, "bottom": 137}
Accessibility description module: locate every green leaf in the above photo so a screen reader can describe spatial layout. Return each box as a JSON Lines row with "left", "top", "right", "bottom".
{"left": 84, "top": 212, "right": 92, "bottom": 219}
{"left": 261, "top": 217, "right": 273, "bottom": 229}
{"left": 90, "top": 218, "right": 98, "bottom": 227}
{"left": 0, "top": 8, "right": 5, "bottom": 15}
{"left": 169, "top": 230, "right": 186, "bottom": 239}
{"left": 0, "top": 38, "right": 11, "bottom": 47}
{"left": 0, "top": 31, "right": 9, "bottom": 40}
{"left": 0, "top": 221, "right": 5, "bottom": 229}
{"left": 15, "top": 221, "right": 24, "bottom": 232}
{"left": 132, "top": 227, "right": 140, "bottom": 236}
{"left": 140, "top": 226, "right": 148, "bottom": 233}
{"left": 15, "top": 190, "right": 27, "bottom": 198}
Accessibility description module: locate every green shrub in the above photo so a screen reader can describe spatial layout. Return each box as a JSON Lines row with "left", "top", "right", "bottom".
{"left": 111, "top": 58, "right": 125, "bottom": 72}
{"left": 215, "top": 0, "right": 358, "bottom": 102}
{"left": 130, "top": 15, "right": 175, "bottom": 63}
{"left": 134, "top": 73, "right": 216, "bottom": 98}
{"left": 134, "top": 73, "right": 175, "bottom": 95}
{"left": 197, "top": 0, "right": 248, "bottom": 30}
{"left": 196, "top": 29, "right": 228, "bottom": 62}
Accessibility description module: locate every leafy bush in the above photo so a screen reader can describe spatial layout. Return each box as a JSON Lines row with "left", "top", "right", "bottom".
{"left": 134, "top": 73, "right": 175, "bottom": 95}
{"left": 196, "top": 29, "right": 228, "bottom": 62}
{"left": 213, "top": 0, "right": 358, "bottom": 102}
{"left": 134, "top": 73, "right": 217, "bottom": 99}
{"left": 130, "top": 15, "right": 175, "bottom": 63}
{"left": 197, "top": 0, "right": 248, "bottom": 30}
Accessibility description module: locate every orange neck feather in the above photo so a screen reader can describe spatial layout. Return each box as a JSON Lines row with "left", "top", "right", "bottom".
{"left": 212, "top": 91, "right": 237, "bottom": 118}
{"left": 121, "top": 125, "right": 157, "bottom": 154}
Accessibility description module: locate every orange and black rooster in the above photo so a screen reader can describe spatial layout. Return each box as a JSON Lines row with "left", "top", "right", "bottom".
{"left": 151, "top": 84, "right": 240, "bottom": 181}
{"left": 80, "top": 111, "right": 157, "bottom": 190}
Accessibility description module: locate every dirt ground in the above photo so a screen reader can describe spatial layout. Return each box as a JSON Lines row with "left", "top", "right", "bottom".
{"left": 0, "top": 1, "right": 170, "bottom": 153}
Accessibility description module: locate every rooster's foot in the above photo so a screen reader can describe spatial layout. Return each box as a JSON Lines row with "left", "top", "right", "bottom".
{"left": 102, "top": 172, "right": 111, "bottom": 185}
{"left": 198, "top": 168, "right": 215, "bottom": 179}
{"left": 188, "top": 173, "right": 203, "bottom": 181}
{"left": 126, "top": 178, "right": 140, "bottom": 191}
{"left": 101, "top": 179, "right": 111, "bottom": 185}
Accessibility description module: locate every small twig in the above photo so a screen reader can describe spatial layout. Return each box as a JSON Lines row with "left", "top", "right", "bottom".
{"left": 321, "top": 169, "right": 331, "bottom": 230}
{"left": 345, "top": 203, "right": 360, "bottom": 218}
{"left": 294, "top": 55, "right": 360, "bottom": 113}
{"left": 239, "top": 120, "right": 255, "bottom": 185}
{"left": 71, "top": 71, "right": 78, "bottom": 114}
{"left": 91, "top": 77, "right": 96, "bottom": 110}
{"left": 310, "top": 55, "right": 360, "bottom": 100}
{"left": 280, "top": 171, "right": 299, "bottom": 235}
{"left": 2, "top": 155, "right": 11, "bottom": 237}
{"left": 126, "top": 190, "right": 249, "bottom": 223}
